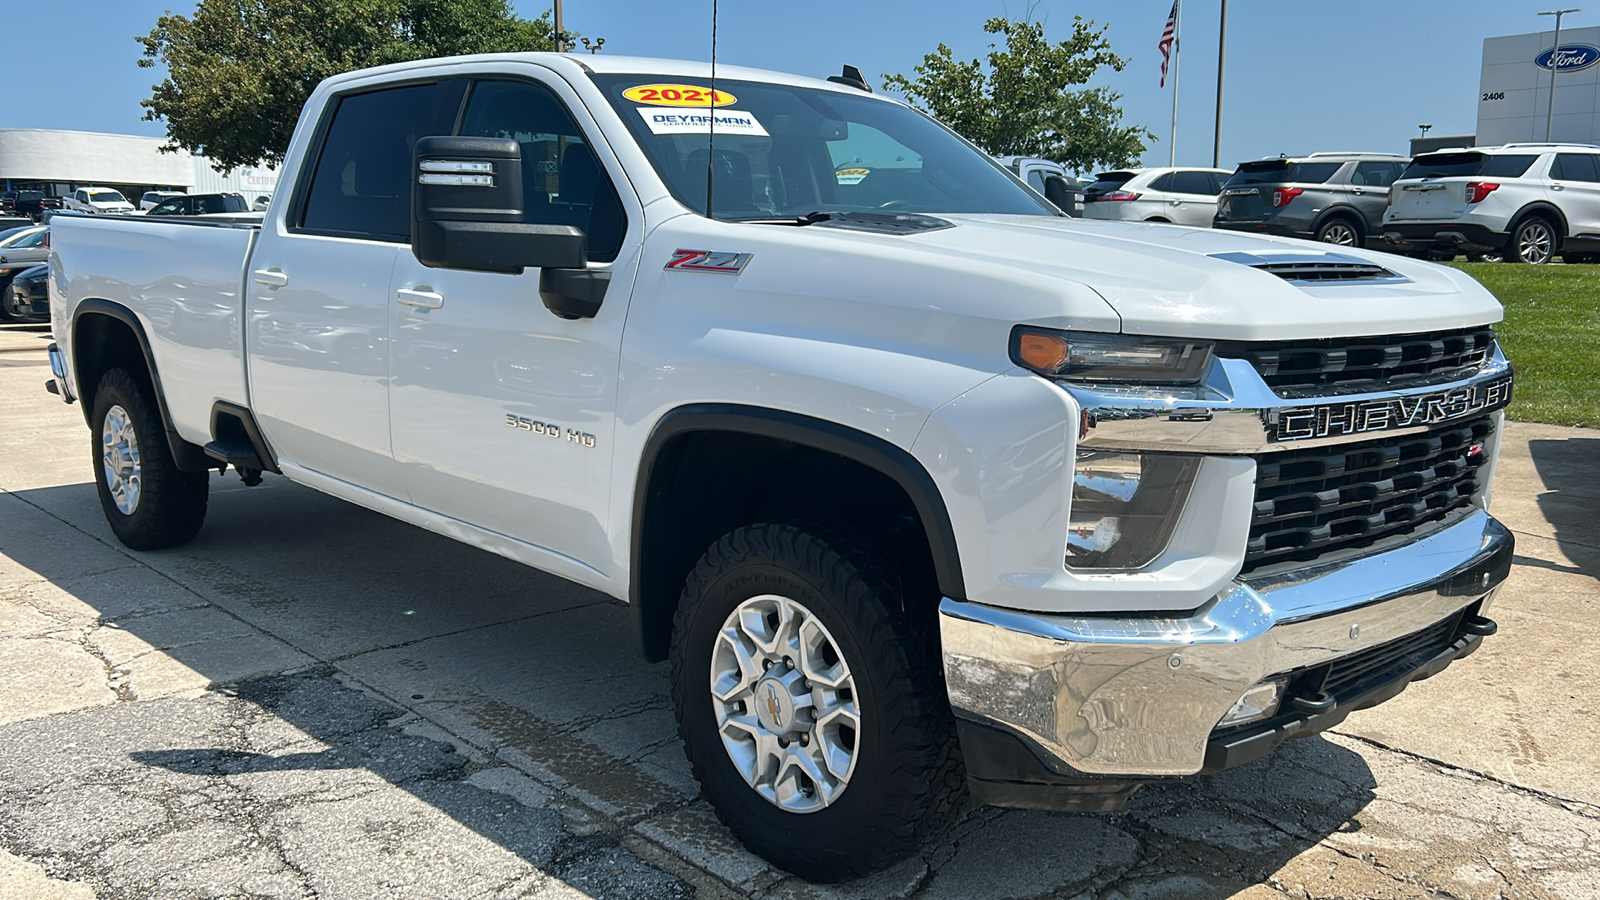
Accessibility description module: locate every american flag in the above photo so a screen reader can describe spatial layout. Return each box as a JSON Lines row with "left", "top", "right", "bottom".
{"left": 1158, "top": 0, "right": 1178, "bottom": 87}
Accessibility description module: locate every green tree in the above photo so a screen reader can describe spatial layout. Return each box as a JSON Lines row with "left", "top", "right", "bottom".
{"left": 137, "top": 0, "right": 561, "bottom": 171}
{"left": 884, "top": 17, "right": 1151, "bottom": 172}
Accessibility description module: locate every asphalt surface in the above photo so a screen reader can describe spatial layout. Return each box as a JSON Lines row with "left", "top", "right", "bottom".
{"left": 1, "top": 321, "right": 1597, "bottom": 900}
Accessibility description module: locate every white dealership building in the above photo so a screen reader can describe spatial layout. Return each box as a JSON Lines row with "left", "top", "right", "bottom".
{"left": 0, "top": 128, "right": 277, "bottom": 203}
{"left": 1479, "top": 25, "right": 1600, "bottom": 146}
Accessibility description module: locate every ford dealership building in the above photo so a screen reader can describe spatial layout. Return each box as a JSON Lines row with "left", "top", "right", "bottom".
{"left": 1480, "top": 25, "right": 1600, "bottom": 146}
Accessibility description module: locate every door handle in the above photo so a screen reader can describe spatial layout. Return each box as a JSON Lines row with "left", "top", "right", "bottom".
{"left": 1552, "top": 184, "right": 1566, "bottom": 191}
{"left": 396, "top": 288, "right": 444, "bottom": 309}
{"left": 252, "top": 268, "right": 289, "bottom": 288}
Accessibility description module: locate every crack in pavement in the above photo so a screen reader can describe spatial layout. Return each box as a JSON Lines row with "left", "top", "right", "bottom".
{"left": 1329, "top": 729, "right": 1600, "bottom": 814}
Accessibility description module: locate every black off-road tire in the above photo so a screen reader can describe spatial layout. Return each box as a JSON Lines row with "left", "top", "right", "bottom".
{"left": 91, "top": 367, "right": 209, "bottom": 550}
{"left": 670, "top": 521, "right": 963, "bottom": 883}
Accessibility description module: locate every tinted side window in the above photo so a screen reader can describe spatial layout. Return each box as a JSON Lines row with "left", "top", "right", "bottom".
{"left": 1148, "top": 172, "right": 1176, "bottom": 192}
{"left": 458, "top": 80, "right": 626, "bottom": 262}
{"left": 1208, "top": 172, "right": 1229, "bottom": 193}
{"left": 1354, "top": 161, "right": 1401, "bottom": 187}
{"left": 1170, "top": 171, "right": 1216, "bottom": 194}
{"left": 150, "top": 199, "right": 187, "bottom": 216}
{"left": 1027, "top": 170, "right": 1047, "bottom": 193}
{"left": 300, "top": 82, "right": 457, "bottom": 241}
{"left": 1553, "top": 153, "right": 1600, "bottom": 182}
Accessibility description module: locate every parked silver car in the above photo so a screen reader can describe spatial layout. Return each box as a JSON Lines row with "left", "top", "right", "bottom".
{"left": 0, "top": 224, "right": 48, "bottom": 322}
{"left": 1082, "top": 167, "right": 1231, "bottom": 227}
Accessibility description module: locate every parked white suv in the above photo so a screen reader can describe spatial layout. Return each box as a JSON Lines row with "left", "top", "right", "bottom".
{"left": 1083, "top": 167, "right": 1231, "bottom": 227}
{"left": 1382, "top": 143, "right": 1600, "bottom": 264}
{"left": 63, "top": 188, "right": 136, "bottom": 215}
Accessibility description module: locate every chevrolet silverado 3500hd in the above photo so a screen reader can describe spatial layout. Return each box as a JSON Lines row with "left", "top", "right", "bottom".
{"left": 46, "top": 53, "right": 1514, "bottom": 882}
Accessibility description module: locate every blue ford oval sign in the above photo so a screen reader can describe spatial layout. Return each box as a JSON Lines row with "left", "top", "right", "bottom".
{"left": 1536, "top": 44, "right": 1600, "bottom": 72}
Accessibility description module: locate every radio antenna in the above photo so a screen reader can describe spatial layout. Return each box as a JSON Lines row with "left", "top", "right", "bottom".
{"left": 706, "top": 0, "right": 718, "bottom": 218}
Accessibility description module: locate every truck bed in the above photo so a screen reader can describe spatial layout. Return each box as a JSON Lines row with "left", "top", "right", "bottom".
{"left": 51, "top": 213, "right": 260, "bottom": 447}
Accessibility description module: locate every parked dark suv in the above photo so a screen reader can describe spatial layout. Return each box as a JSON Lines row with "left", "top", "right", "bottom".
{"left": 1213, "top": 152, "right": 1408, "bottom": 247}
{"left": 144, "top": 192, "right": 251, "bottom": 216}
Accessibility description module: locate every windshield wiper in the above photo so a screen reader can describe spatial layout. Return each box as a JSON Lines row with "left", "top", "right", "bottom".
{"left": 733, "top": 210, "right": 836, "bottom": 226}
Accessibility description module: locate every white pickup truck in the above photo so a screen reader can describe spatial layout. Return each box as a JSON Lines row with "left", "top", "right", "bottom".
{"left": 45, "top": 53, "right": 1514, "bottom": 882}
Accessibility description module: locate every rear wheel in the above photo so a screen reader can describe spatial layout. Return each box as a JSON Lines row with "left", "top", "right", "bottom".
{"left": 1511, "top": 216, "right": 1556, "bottom": 265}
{"left": 91, "top": 368, "right": 209, "bottom": 550}
{"left": 670, "top": 521, "right": 961, "bottom": 883}
{"left": 1315, "top": 217, "right": 1361, "bottom": 246}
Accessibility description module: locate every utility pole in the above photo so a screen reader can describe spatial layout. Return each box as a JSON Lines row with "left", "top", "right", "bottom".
{"left": 554, "top": 0, "right": 566, "bottom": 52}
{"left": 1540, "top": 9, "right": 1581, "bottom": 141}
{"left": 1213, "top": 0, "right": 1227, "bottom": 168}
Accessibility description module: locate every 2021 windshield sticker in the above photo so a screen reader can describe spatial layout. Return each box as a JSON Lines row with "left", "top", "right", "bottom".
{"left": 665, "top": 250, "right": 753, "bottom": 274}
{"left": 638, "top": 107, "right": 769, "bottom": 136}
{"left": 623, "top": 84, "right": 736, "bottom": 106}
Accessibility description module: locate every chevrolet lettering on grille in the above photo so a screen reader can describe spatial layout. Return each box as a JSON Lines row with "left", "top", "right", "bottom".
{"left": 1272, "top": 375, "right": 1513, "bottom": 442}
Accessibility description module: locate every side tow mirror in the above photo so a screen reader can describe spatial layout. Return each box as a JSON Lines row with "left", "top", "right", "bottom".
{"left": 1042, "top": 174, "right": 1081, "bottom": 217}
{"left": 411, "top": 136, "right": 609, "bottom": 319}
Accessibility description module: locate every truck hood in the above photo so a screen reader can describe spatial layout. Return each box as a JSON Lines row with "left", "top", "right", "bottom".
{"left": 900, "top": 215, "right": 1504, "bottom": 340}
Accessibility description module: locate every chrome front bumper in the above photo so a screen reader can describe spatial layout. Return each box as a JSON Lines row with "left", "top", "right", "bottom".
{"left": 46, "top": 342, "right": 75, "bottom": 403}
{"left": 939, "top": 509, "right": 1512, "bottom": 789}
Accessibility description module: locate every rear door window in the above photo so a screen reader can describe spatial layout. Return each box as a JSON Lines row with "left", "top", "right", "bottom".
{"left": 1148, "top": 172, "right": 1176, "bottom": 192}
{"left": 1354, "top": 161, "right": 1402, "bottom": 187}
{"left": 1552, "top": 153, "right": 1600, "bottom": 182}
{"left": 298, "top": 81, "right": 462, "bottom": 241}
{"left": 1169, "top": 170, "right": 1217, "bottom": 194}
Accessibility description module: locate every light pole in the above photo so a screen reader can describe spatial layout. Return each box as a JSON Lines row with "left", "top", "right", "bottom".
{"left": 554, "top": 0, "right": 566, "bottom": 52}
{"left": 1419, "top": 124, "right": 1433, "bottom": 139}
{"left": 1540, "top": 9, "right": 1581, "bottom": 141}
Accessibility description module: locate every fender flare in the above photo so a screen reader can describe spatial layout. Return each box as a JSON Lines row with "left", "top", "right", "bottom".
{"left": 1507, "top": 202, "right": 1568, "bottom": 244}
{"left": 1311, "top": 205, "right": 1366, "bottom": 238}
{"left": 629, "top": 403, "right": 966, "bottom": 660}
{"left": 71, "top": 298, "right": 211, "bottom": 471}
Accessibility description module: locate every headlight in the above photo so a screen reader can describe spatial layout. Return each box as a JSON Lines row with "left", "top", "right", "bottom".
{"left": 1067, "top": 450, "right": 1199, "bottom": 569}
{"left": 1011, "top": 326, "right": 1213, "bottom": 383}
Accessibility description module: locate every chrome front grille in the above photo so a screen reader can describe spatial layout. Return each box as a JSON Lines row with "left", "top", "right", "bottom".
{"left": 1244, "top": 416, "right": 1494, "bottom": 572}
{"left": 1216, "top": 326, "right": 1495, "bottom": 394}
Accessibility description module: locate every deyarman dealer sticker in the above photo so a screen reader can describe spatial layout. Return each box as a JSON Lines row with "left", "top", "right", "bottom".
{"left": 639, "top": 107, "right": 770, "bottom": 136}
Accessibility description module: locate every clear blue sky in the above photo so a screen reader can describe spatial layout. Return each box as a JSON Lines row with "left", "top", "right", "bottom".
{"left": 2, "top": 0, "right": 1581, "bottom": 171}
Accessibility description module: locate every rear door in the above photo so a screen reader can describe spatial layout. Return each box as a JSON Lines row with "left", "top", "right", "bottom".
{"left": 385, "top": 75, "right": 639, "bottom": 569}
{"left": 1547, "top": 153, "right": 1600, "bottom": 236}
{"left": 1350, "top": 160, "right": 1402, "bottom": 231}
{"left": 245, "top": 79, "right": 464, "bottom": 499}
{"left": 1164, "top": 169, "right": 1222, "bottom": 226}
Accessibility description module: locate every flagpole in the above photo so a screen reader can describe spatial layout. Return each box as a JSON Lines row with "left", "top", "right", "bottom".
{"left": 1213, "top": 0, "right": 1227, "bottom": 168}
{"left": 1169, "top": 0, "right": 1181, "bottom": 166}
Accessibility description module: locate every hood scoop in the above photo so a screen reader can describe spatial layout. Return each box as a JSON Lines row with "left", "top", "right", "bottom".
{"left": 1208, "top": 250, "right": 1406, "bottom": 285}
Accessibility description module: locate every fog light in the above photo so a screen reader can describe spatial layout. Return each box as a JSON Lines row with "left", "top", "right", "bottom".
{"left": 1066, "top": 451, "right": 1199, "bottom": 570}
{"left": 1218, "top": 678, "right": 1287, "bottom": 728}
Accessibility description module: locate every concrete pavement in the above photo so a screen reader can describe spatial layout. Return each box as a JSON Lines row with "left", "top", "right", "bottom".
{"left": 1, "top": 321, "right": 1597, "bottom": 899}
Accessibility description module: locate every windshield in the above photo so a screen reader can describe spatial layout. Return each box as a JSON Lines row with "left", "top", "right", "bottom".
{"left": 1400, "top": 153, "right": 1538, "bottom": 180}
{"left": 88, "top": 190, "right": 127, "bottom": 204}
{"left": 592, "top": 74, "right": 1052, "bottom": 220}
{"left": 0, "top": 226, "right": 44, "bottom": 247}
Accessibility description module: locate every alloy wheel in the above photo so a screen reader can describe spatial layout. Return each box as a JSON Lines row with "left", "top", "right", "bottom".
{"left": 101, "top": 404, "right": 142, "bottom": 515}
{"left": 709, "top": 593, "right": 860, "bottom": 813}
{"left": 1517, "top": 221, "right": 1553, "bottom": 265}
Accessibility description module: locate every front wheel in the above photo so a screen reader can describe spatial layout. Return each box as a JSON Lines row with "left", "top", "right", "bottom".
{"left": 91, "top": 368, "right": 209, "bottom": 550}
{"left": 670, "top": 522, "right": 961, "bottom": 883}
{"left": 1511, "top": 217, "right": 1556, "bottom": 264}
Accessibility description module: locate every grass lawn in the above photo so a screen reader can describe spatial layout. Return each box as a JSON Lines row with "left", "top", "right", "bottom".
{"left": 1450, "top": 262, "right": 1600, "bottom": 428}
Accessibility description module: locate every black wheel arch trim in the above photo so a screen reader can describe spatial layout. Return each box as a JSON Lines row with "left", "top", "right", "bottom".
{"left": 1313, "top": 207, "right": 1366, "bottom": 236}
{"left": 629, "top": 403, "right": 966, "bottom": 661}
{"left": 208, "top": 400, "right": 281, "bottom": 474}
{"left": 1509, "top": 202, "right": 1568, "bottom": 243}
{"left": 71, "top": 298, "right": 212, "bottom": 472}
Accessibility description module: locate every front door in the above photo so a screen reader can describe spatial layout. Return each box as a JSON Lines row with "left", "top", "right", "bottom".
{"left": 387, "top": 76, "right": 637, "bottom": 572}
{"left": 246, "top": 79, "right": 462, "bottom": 499}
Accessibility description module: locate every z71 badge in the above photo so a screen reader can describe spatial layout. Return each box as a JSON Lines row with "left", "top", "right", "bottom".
{"left": 1272, "top": 375, "right": 1513, "bottom": 442}
{"left": 665, "top": 249, "right": 752, "bottom": 274}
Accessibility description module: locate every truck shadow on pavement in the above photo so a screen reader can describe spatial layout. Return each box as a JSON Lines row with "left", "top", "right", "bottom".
{"left": 1526, "top": 437, "right": 1600, "bottom": 581}
{"left": 0, "top": 476, "right": 1386, "bottom": 898}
